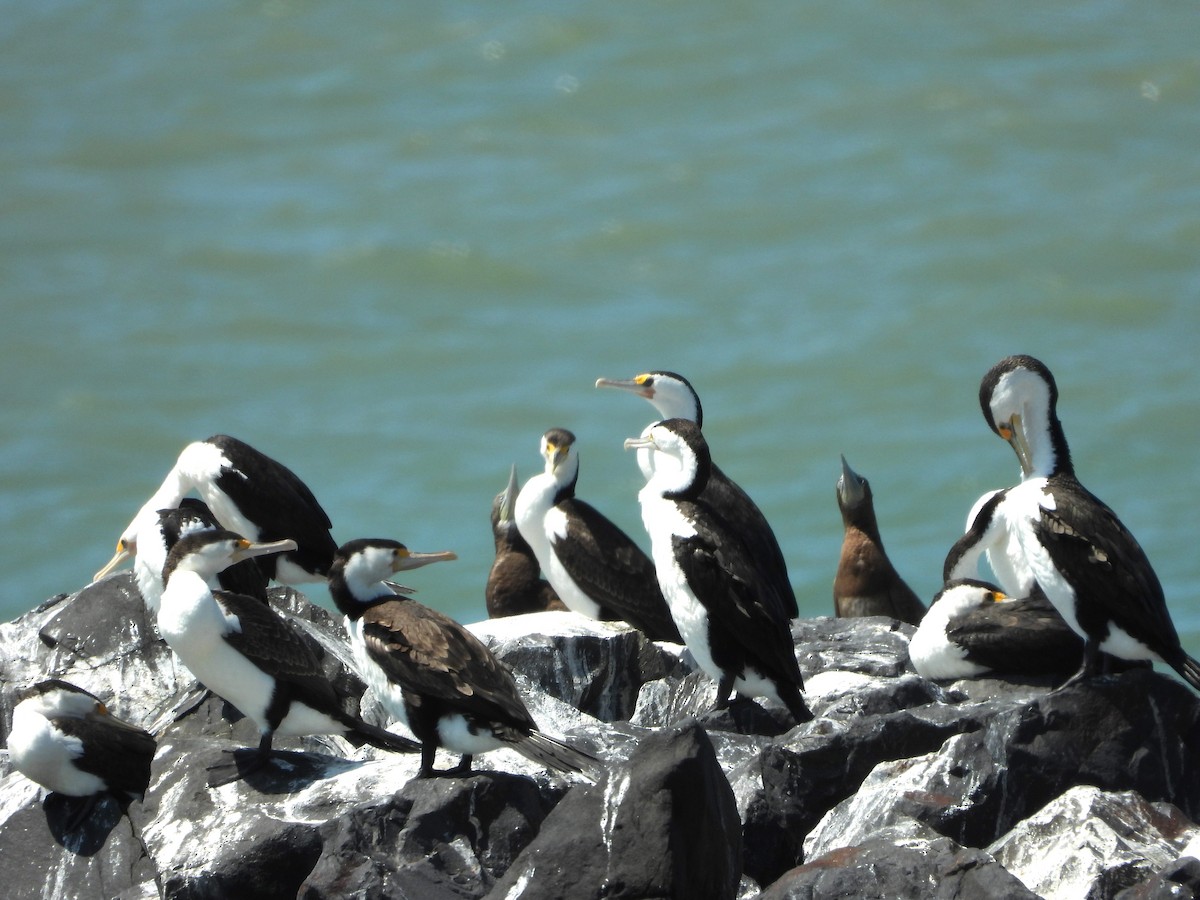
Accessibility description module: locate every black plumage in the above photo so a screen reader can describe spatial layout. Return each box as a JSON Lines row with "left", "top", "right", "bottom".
{"left": 160, "top": 499, "right": 269, "bottom": 602}
{"left": 942, "top": 583, "right": 1083, "bottom": 675}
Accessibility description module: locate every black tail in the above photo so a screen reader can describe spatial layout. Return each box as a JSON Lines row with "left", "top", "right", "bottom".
{"left": 514, "top": 731, "right": 602, "bottom": 778}
{"left": 343, "top": 715, "right": 421, "bottom": 754}
{"left": 1178, "top": 654, "right": 1200, "bottom": 693}
{"left": 779, "top": 682, "right": 814, "bottom": 725}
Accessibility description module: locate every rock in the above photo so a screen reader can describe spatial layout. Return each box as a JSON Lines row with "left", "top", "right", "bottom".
{"left": 987, "top": 786, "right": 1200, "bottom": 900}
{"left": 760, "top": 819, "right": 1040, "bottom": 900}
{"left": 3, "top": 579, "right": 1200, "bottom": 899}
{"left": 488, "top": 721, "right": 742, "bottom": 900}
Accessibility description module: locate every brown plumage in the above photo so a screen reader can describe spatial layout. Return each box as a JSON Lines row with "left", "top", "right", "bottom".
{"left": 486, "top": 465, "right": 567, "bottom": 618}
{"left": 833, "top": 456, "right": 926, "bottom": 626}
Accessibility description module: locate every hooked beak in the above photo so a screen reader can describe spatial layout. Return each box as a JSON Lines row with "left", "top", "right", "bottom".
{"left": 392, "top": 548, "right": 457, "bottom": 573}
{"left": 94, "top": 540, "right": 135, "bottom": 582}
{"left": 595, "top": 376, "right": 654, "bottom": 400}
{"left": 232, "top": 538, "right": 298, "bottom": 564}
{"left": 623, "top": 434, "right": 655, "bottom": 452}
{"left": 999, "top": 414, "right": 1034, "bottom": 477}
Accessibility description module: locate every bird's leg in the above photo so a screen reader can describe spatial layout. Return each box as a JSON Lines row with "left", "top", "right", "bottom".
{"left": 1053, "top": 640, "right": 1102, "bottom": 693}
{"left": 445, "top": 755, "right": 474, "bottom": 776}
{"left": 206, "top": 734, "right": 276, "bottom": 787}
{"left": 712, "top": 674, "right": 736, "bottom": 711}
{"left": 417, "top": 742, "right": 439, "bottom": 779}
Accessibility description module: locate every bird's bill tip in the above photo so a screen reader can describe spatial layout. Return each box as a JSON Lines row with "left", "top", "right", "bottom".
{"left": 93, "top": 543, "right": 133, "bottom": 582}
{"left": 595, "top": 376, "right": 652, "bottom": 397}
{"left": 623, "top": 435, "right": 653, "bottom": 451}
{"left": 234, "top": 537, "right": 298, "bottom": 560}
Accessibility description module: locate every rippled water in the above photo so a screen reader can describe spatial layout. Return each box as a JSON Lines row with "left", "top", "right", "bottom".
{"left": 2, "top": 2, "right": 1198, "bottom": 660}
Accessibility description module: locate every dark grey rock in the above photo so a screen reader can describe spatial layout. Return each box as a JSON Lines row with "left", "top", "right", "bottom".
{"left": 760, "top": 820, "right": 1039, "bottom": 900}
{"left": 488, "top": 721, "right": 742, "bottom": 900}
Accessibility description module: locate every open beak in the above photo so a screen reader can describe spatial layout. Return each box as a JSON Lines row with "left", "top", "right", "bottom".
{"left": 392, "top": 549, "right": 457, "bottom": 573}
{"left": 94, "top": 541, "right": 134, "bottom": 582}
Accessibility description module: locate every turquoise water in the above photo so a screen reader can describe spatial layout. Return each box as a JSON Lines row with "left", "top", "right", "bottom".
{"left": 3, "top": 3, "right": 1198, "bottom": 660}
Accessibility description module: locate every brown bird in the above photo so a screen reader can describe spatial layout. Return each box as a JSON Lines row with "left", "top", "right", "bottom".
{"left": 834, "top": 455, "right": 926, "bottom": 626}
{"left": 486, "top": 465, "right": 567, "bottom": 618}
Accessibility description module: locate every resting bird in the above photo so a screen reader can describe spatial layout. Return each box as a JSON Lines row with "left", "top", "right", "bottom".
{"left": 157, "top": 530, "right": 420, "bottom": 784}
{"left": 625, "top": 418, "right": 812, "bottom": 724}
{"left": 6, "top": 679, "right": 156, "bottom": 830}
{"left": 833, "top": 455, "right": 926, "bottom": 625}
{"left": 329, "top": 538, "right": 599, "bottom": 778}
{"left": 597, "top": 370, "right": 798, "bottom": 618}
{"left": 966, "top": 354, "right": 1200, "bottom": 691}
{"left": 909, "top": 580, "right": 1083, "bottom": 681}
{"left": 96, "top": 434, "right": 338, "bottom": 586}
{"left": 514, "top": 427, "right": 682, "bottom": 643}
{"left": 486, "top": 465, "right": 566, "bottom": 618}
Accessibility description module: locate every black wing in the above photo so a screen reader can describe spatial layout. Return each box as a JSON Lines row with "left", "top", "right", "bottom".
{"left": 54, "top": 715, "right": 156, "bottom": 798}
{"left": 361, "top": 600, "right": 536, "bottom": 731}
{"left": 703, "top": 463, "right": 798, "bottom": 618}
{"left": 553, "top": 499, "right": 682, "bottom": 643}
{"left": 214, "top": 590, "right": 343, "bottom": 713}
{"left": 672, "top": 501, "right": 801, "bottom": 687}
{"left": 1034, "top": 474, "right": 1182, "bottom": 659}
{"left": 942, "top": 489, "right": 1007, "bottom": 583}
{"left": 208, "top": 434, "right": 338, "bottom": 575}
{"left": 946, "top": 590, "right": 1083, "bottom": 675}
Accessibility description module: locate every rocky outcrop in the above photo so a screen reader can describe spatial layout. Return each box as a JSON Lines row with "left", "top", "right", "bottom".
{"left": 2, "top": 576, "right": 1199, "bottom": 899}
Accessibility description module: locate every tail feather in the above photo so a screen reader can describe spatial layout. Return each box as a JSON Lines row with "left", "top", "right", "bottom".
{"left": 514, "top": 731, "right": 601, "bottom": 778}
{"left": 343, "top": 715, "right": 421, "bottom": 754}
{"left": 1179, "top": 654, "right": 1200, "bottom": 693}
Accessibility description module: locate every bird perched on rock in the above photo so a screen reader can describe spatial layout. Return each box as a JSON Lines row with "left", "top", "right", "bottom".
{"left": 625, "top": 418, "right": 812, "bottom": 724}
{"left": 6, "top": 679, "right": 156, "bottom": 830}
{"left": 96, "top": 434, "right": 338, "bottom": 586}
{"left": 157, "top": 530, "right": 420, "bottom": 784}
{"left": 909, "top": 580, "right": 1083, "bottom": 681}
{"left": 597, "top": 370, "right": 798, "bottom": 619}
{"left": 328, "top": 538, "right": 599, "bottom": 779}
{"left": 486, "top": 465, "right": 566, "bottom": 618}
{"left": 964, "top": 354, "right": 1200, "bottom": 691}
{"left": 833, "top": 455, "right": 926, "bottom": 625}
{"left": 515, "top": 427, "right": 682, "bottom": 643}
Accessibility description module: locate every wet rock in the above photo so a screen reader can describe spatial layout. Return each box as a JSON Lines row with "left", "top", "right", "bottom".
{"left": 988, "top": 786, "right": 1200, "bottom": 900}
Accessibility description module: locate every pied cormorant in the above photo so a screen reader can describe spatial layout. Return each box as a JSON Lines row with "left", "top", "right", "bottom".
{"left": 328, "top": 538, "right": 599, "bottom": 778}
{"left": 157, "top": 530, "right": 420, "bottom": 784}
{"left": 970, "top": 354, "right": 1200, "bottom": 690}
{"left": 97, "top": 434, "right": 337, "bottom": 586}
{"left": 625, "top": 418, "right": 812, "bottom": 724}
{"left": 597, "top": 370, "right": 798, "bottom": 619}
{"left": 514, "top": 427, "right": 682, "bottom": 643}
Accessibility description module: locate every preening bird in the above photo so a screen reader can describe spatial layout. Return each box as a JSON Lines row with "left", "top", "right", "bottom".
{"left": 968, "top": 354, "right": 1200, "bottom": 691}
{"left": 514, "top": 427, "right": 682, "bottom": 643}
{"left": 625, "top": 418, "right": 812, "bottom": 724}
{"left": 96, "top": 434, "right": 338, "bottom": 586}
{"left": 486, "top": 465, "right": 566, "bottom": 618}
{"left": 328, "top": 538, "right": 599, "bottom": 778}
{"left": 596, "top": 370, "right": 798, "bottom": 619}
{"left": 6, "top": 679, "right": 156, "bottom": 829}
{"left": 833, "top": 455, "right": 926, "bottom": 625}
{"left": 908, "top": 580, "right": 1083, "bottom": 681}
{"left": 156, "top": 530, "right": 420, "bottom": 784}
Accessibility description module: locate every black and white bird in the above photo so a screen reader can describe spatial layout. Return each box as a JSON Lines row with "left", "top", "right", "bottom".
{"left": 624, "top": 418, "right": 812, "bottom": 724}
{"left": 969, "top": 354, "right": 1200, "bottom": 690}
{"left": 514, "top": 428, "right": 682, "bottom": 643}
{"left": 328, "top": 538, "right": 598, "bottom": 778}
{"left": 106, "top": 498, "right": 270, "bottom": 617}
{"left": 597, "top": 370, "right": 798, "bottom": 619}
{"left": 6, "top": 679, "right": 156, "bottom": 827}
{"left": 834, "top": 455, "right": 926, "bottom": 625}
{"left": 157, "top": 530, "right": 420, "bottom": 783}
{"left": 909, "top": 580, "right": 1083, "bottom": 681}
{"left": 942, "top": 487, "right": 1037, "bottom": 600}
{"left": 97, "top": 434, "right": 338, "bottom": 586}
{"left": 486, "top": 465, "right": 566, "bottom": 618}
